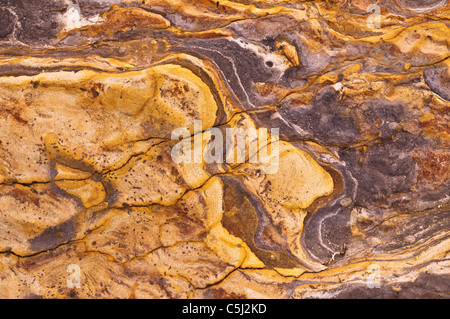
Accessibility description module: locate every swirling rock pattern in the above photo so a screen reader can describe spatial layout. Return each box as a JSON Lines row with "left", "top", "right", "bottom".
{"left": 0, "top": 0, "right": 449, "bottom": 298}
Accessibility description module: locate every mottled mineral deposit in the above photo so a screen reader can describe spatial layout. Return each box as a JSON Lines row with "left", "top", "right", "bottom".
{"left": 0, "top": 0, "right": 448, "bottom": 298}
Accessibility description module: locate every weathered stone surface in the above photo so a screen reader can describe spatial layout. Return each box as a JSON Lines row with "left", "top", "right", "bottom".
{"left": 0, "top": 0, "right": 449, "bottom": 299}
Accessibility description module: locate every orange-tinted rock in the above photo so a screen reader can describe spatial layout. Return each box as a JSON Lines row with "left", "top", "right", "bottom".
{"left": 0, "top": 0, "right": 448, "bottom": 299}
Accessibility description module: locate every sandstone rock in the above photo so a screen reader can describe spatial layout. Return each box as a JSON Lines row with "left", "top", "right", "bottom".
{"left": 0, "top": 0, "right": 448, "bottom": 299}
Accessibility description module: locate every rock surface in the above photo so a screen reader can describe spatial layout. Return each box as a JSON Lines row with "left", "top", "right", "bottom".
{"left": 0, "top": 0, "right": 449, "bottom": 298}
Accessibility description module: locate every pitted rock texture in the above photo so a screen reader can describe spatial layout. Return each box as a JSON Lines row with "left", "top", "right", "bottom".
{"left": 0, "top": 0, "right": 449, "bottom": 299}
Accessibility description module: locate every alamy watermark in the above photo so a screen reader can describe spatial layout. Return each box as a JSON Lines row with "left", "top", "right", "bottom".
{"left": 366, "top": 4, "right": 381, "bottom": 29}
{"left": 67, "top": 264, "right": 81, "bottom": 289}
{"left": 366, "top": 264, "right": 381, "bottom": 288}
{"left": 171, "top": 120, "right": 280, "bottom": 174}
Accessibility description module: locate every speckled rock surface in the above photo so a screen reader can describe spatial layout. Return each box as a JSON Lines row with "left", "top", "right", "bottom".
{"left": 0, "top": 0, "right": 449, "bottom": 298}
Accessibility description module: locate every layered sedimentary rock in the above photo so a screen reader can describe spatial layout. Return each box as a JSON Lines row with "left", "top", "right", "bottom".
{"left": 0, "top": 0, "right": 449, "bottom": 298}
